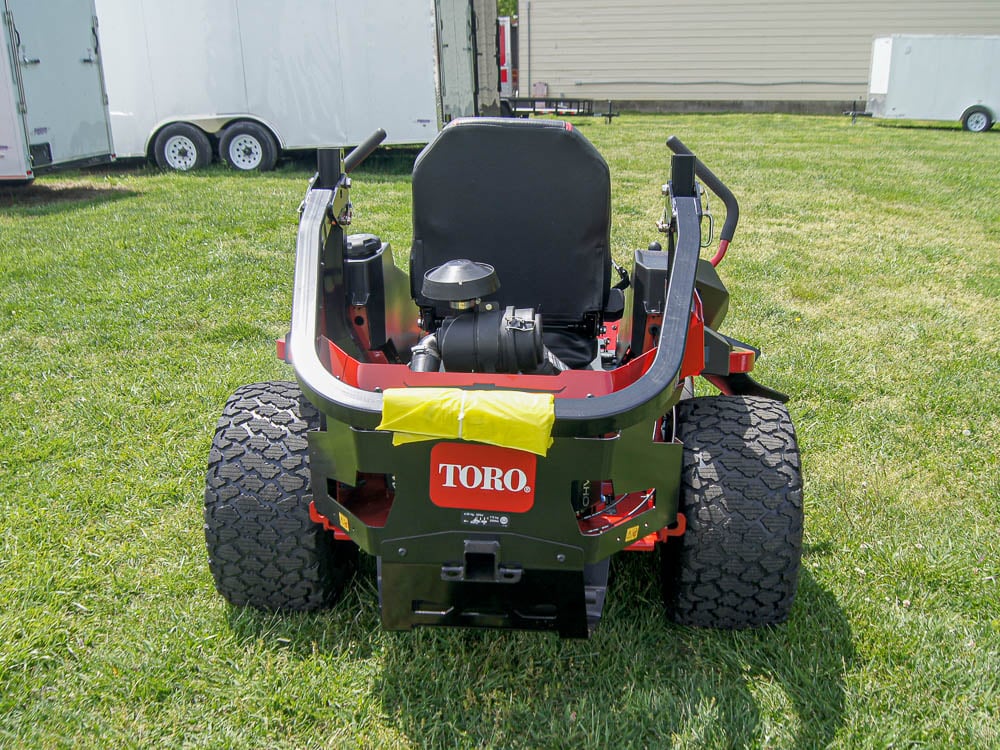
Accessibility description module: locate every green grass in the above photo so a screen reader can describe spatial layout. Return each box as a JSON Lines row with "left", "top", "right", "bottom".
{"left": 1, "top": 114, "right": 998, "bottom": 748}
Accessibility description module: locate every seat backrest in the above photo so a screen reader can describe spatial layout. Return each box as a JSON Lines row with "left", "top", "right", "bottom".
{"left": 409, "top": 118, "right": 612, "bottom": 327}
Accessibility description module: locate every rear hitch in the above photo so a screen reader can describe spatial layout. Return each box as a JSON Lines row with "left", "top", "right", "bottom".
{"left": 441, "top": 540, "right": 524, "bottom": 583}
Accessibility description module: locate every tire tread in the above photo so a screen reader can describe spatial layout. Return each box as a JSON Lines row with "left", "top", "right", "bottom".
{"left": 204, "top": 381, "right": 353, "bottom": 611}
{"left": 663, "top": 396, "right": 803, "bottom": 628}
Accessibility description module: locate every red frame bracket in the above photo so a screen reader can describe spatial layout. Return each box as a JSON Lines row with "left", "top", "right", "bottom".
{"left": 309, "top": 501, "right": 352, "bottom": 541}
{"left": 623, "top": 512, "right": 687, "bottom": 552}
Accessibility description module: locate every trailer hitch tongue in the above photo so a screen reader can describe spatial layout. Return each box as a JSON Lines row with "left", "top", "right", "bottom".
{"left": 440, "top": 540, "right": 523, "bottom": 583}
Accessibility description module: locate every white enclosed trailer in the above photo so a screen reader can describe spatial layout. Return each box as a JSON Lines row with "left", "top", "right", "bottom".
{"left": 94, "top": 0, "right": 495, "bottom": 171}
{"left": 867, "top": 34, "right": 999, "bottom": 132}
{"left": 1, "top": 0, "right": 114, "bottom": 182}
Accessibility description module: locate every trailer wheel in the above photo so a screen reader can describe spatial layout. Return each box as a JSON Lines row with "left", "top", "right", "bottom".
{"left": 661, "top": 396, "right": 803, "bottom": 628}
{"left": 204, "top": 381, "right": 356, "bottom": 611}
{"left": 153, "top": 123, "right": 212, "bottom": 171}
{"left": 220, "top": 122, "right": 279, "bottom": 171}
{"left": 961, "top": 106, "right": 993, "bottom": 133}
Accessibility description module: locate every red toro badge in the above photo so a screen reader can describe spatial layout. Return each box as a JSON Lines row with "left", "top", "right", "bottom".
{"left": 429, "top": 442, "right": 536, "bottom": 513}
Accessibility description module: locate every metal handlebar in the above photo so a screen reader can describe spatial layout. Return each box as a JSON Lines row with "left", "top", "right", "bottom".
{"left": 666, "top": 135, "right": 739, "bottom": 244}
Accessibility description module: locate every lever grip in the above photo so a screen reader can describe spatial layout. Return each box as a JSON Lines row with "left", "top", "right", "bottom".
{"left": 343, "top": 128, "right": 387, "bottom": 173}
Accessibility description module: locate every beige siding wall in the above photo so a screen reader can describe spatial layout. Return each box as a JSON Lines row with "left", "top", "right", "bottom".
{"left": 517, "top": 0, "right": 1000, "bottom": 102}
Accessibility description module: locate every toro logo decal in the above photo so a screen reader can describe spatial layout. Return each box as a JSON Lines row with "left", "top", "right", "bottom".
{"left": 429, "top": 442, "right": 536, "bottom": 513}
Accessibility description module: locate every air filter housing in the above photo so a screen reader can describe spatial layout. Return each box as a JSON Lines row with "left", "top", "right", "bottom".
{"left": 421, "top": 259, "right": 499, "bottom": 310}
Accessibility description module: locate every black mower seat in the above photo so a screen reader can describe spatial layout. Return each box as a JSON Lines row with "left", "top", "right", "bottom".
{"left": 409, "top": 118, "right": 612, "bottom": 368}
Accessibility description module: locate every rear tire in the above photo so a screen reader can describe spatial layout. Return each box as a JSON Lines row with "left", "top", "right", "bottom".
{"left": 153, "top": 123, "right": 212, "bottom": 171}
{"left": 204, "top": 381, "right": 355, "bottom": 610}
{"left": 662, "top": 396, "right": 803, "bottom": 628}
{"left": 219, "top": 121, "right": 279, "bottom": 171}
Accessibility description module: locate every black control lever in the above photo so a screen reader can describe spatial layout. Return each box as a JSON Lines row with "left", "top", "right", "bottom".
{"left": 344, "top": 128, "right": 387, "bottom": 173}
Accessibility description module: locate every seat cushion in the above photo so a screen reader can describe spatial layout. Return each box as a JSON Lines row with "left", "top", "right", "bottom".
{"left": 409, "top": 118, "right": 612, "bottom": 328}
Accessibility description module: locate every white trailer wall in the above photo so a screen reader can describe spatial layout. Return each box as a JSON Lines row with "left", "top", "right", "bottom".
{"left": 868, "top": 35, "right": 1000, "bottom": 127}
{"left": 239, "top": 0, "right": 440, "bottom": 146}
{"left": 95, "top": 0, "right": 442, "bottom": 158}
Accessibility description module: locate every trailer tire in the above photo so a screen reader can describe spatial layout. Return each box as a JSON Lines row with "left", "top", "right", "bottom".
{"left": 961, "top": 106, "right": 993, "bottom": 133}
{"left": 220, "top": 122, "right": 279, "bottom": 171}
{"left": 661, "top": 396, "right": 803, "bottom": 628}
{"left": 153, "top": 123, "right": 212, "bottom": 171}
{"left": 204, "top": 381, "right": 356, "bottom": 611}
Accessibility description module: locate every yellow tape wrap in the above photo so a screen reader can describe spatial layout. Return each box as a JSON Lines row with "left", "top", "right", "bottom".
{"left": 376, "top": 388, "right": 555, "bottom": 457}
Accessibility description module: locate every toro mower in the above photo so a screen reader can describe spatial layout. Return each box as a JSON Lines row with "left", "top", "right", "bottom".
{"left": 204, "top": 119, "right": 803, "bottom": 637}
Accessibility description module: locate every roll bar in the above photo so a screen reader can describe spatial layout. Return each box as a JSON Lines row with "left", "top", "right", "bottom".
{"left": 289, "top": 152, "right": 703, "bottom": 438}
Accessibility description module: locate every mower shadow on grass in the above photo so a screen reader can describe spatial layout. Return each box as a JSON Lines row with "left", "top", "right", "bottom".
{"left": 220, "top": 546, "right": 851, "bottom": 746}
{"left": 372, "top": 552, "right": 854, "bottom": 748}
{"left": 223, "top": 560, "right": 386, "bottom": 658}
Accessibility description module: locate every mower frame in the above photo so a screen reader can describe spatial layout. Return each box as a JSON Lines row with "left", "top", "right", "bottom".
{"left": 206, "top": 119, "right": 801, "bottom": 638}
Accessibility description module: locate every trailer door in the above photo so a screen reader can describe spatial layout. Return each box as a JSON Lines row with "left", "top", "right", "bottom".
{"left": 4, "top": 0, "right": 113, "bottom": 170}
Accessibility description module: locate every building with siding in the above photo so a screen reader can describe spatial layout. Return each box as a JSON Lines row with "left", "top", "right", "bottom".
{"left": 516, "top": 0, "right": 1000, "bottom": 112}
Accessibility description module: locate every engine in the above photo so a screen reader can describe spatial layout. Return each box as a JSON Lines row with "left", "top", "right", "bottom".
{"left": 409, "top": 259, "right": 563, "bottom": 374}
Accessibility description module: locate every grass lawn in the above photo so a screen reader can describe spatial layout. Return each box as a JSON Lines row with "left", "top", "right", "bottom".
{"left": 1, "top": 113, "right": 998, "bottom": 748}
